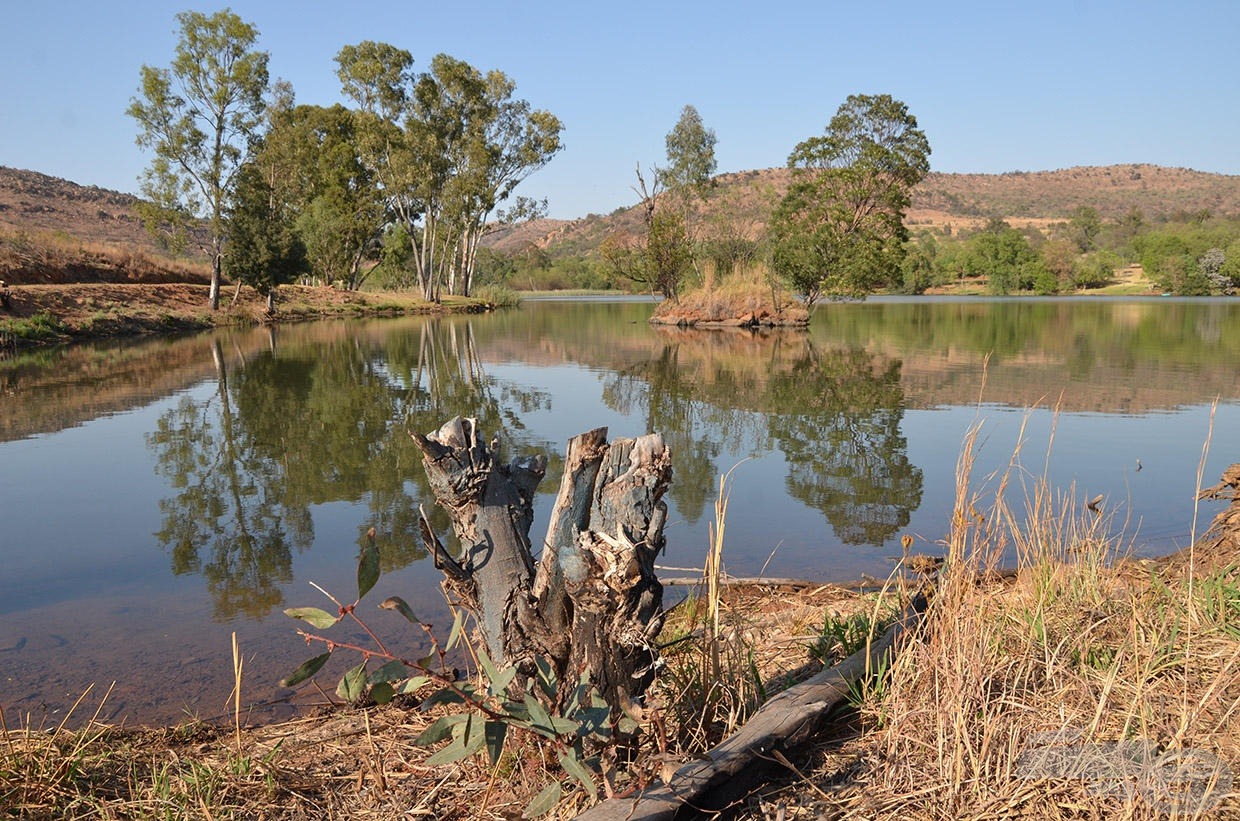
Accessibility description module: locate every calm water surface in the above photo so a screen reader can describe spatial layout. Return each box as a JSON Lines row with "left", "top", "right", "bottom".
{"left": 1, "top": 297, "right": 1237, "bottom": 726}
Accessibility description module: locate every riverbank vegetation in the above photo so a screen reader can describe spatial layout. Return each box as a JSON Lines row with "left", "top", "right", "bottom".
{"left": 470, "top": 199, "right": 1240, "bottom": 303}
{"left": 4, "top": 438, "right": 1237, "bottom": 818}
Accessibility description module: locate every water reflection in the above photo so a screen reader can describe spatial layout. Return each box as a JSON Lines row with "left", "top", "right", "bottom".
{"left": 603, "top": 328, "right": 922, "bottom": 545}
{"left": 146, "top": 321, "right": 556, "bottom": 619}
{"left": 769, "top": 345, "right": 921, "bottom": 545}
{"left": 3, "top": 298, "right": 1239, "bottom": 727}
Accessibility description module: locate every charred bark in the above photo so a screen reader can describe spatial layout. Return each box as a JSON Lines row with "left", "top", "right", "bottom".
{"left": 413, "top": 417, "right": 672, "bottom": 712}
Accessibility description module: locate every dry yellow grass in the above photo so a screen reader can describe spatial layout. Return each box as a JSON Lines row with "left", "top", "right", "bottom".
{"left": 741, "top": 429, "right": 1240, "bottom": 819}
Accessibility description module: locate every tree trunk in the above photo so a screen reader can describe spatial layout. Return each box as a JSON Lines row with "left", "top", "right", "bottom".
{"left": 413, "top": 417, "right": 672, "bottom": 712}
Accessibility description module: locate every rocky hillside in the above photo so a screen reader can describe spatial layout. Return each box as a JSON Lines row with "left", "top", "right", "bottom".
{"left": 0, "top": 166, "right": 158, "bottom": 250}
{"left": 487, "top": 164, "right": 1240, "bottom": 256}
{"left": 5, "top": 163, "right": 1238, "bottom": 265}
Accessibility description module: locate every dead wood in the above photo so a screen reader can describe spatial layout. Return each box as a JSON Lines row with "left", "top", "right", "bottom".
{"left": 577, "top": 594, "right": 928, "bottom": 820}
{"left": 413, "top": 417, "right": 672, "bottom": 712}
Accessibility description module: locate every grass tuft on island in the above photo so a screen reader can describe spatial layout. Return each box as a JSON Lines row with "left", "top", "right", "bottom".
{"left": 651, "top": 273, "right": 809, "bottom": 328}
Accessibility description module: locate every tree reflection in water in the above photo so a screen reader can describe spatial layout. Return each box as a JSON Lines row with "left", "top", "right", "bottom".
{"left": 603, "top": 328, "right": 922, "bottom": 546}
{"left": 147, "top": 320, "right": 553, "bottom": 620}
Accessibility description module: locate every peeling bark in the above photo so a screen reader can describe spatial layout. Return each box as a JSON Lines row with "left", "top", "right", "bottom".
{"left": 413, "top": 417, "right": 672, "bottom": 711}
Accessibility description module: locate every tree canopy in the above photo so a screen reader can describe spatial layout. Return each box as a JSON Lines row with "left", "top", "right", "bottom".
{"left": 659, "top": 104, "right": 717, "bottom": 200}
{"left": 127, "top": 9, "right": 270, "bottom": 310}
{"left": 769, "top": 94, "right": 930, "bottom": 306}
{"left": 335, "top": 44, "right": 563, "bottom": 299}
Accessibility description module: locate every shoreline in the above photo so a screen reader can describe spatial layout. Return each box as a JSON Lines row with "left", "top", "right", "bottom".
{"left": 0, "top": 282, "right": 493, "bottom": 351}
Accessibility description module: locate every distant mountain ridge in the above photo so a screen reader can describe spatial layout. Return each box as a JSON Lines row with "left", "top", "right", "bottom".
{"left": 3, "top": 163, "right": 1237, "bottom": 261}
{"left": 0, "top": 166, "right": 160, "bottom": 251}
{"left": 485, "top": 164, "right": 1240, "bottom": 256}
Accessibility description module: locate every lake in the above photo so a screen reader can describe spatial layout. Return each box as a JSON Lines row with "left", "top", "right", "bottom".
{"left": 1, "top": 296, "right": 1237, "bottom": 727}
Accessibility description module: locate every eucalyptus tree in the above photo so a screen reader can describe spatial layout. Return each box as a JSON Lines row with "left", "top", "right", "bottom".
{"left": 659, "top": 104, "right": 717, "bottom": 202}
{"left": 450, "top": 71, "right": 563, "bottom": 296}
{"left": 335, "top": 43, "right": 562, "bottom": 300}
{"left": 127, "top": 9, "right": 270, "bottom": 310}
{"left": 769, "top": 94, "right": 930, "bottom": 306}
{"left": 261, "top": 103, "right": 385, "bottom": 289}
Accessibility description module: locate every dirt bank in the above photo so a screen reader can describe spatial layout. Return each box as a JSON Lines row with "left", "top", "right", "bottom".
{"left": 0, "top": 282, "right": 486, "bottom": 348}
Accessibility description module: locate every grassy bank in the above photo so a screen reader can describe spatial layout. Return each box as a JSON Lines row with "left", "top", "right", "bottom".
{"left": 2, "top": 440, "right": 1237, "bottom": 818}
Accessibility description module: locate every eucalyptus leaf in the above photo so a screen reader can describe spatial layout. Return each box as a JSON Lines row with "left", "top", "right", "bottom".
{"left": 462, "top": 713, "right": 487, "bottom": 755}
{"left": 336, "top": 661, "right": 368, "bottom": 702}
{"left": 420, "top": 688, "right": 465, "bottom": 708}
{"left": 522, "top": 780, "right": 562, "bottom": 818}
{"left": 424, "top": 734, "right": 472, "bottom": 766}
{"left": 523, "top": 693, "right": 556, "bottom": 738}
{"left": 533, "top": 656, "right": 557, "bottom": 700}
{"left": 415, "top": 714, "right": 467, "bottom": 747}
{"left": 446, "top": 608, "right": 465, "bottom": 650}
{"left": 368, "top": 659, "right": 408, "bottom": 685}
{"left": 357, "top": 536, "right": 380, "bottom": 600}
{"left": 577, "top": 706, "right": 611, "bottom": 737}
{"left": 476, "top": 647, "right": 500, "bottom": 688}
{"left": 283, "top": 607, "right": 339, "bottom": 629}
{"left": 378, "top": 595, "right": 420, "bottom": 624}
{"left": 559, "top": 748, "right": 598, "bottom": 800}
{"left": 400, "top": 675, "right": 431, "bottom": 694}
{"left": 370, "top": 681, "right": 395, "bottom": 705}
{"left": 484, "top": 720, "right": 507, "bottom": 765}
{"left": 489, "top": 665, "right": 517, "bottom": 696}
{"left": 279, "top": 652, "right": 331, "bottom": 687}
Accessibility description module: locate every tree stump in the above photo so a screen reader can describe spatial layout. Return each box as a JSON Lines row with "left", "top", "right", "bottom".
{"left": 413, "top": 417, "right": 672, "bottom": 713}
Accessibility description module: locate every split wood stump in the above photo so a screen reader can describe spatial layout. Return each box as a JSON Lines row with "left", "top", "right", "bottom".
{"left": 413, "top": 417, "right": 673, "bottom": 713}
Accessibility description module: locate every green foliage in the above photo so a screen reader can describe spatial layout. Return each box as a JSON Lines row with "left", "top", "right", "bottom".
{"left": 224, "top": 163, "right": 309, "bottom": 307}
{"left": 127, "top": 9, "right": 270, "bottom": 309}
{"left": 770, "top": 94, "right": 930, "bottom": 306}
{"left": 659, "top": 104, "right": 718, "bottom": 201}
{"left": 1072, "top": 249, "right": 1121, "bottom": 289}
{"left": 808, "top": 610, "right": 876, "bottom": 664}
{"left": 601, "top": 169, "right": 693, "bottom": 299}
{"left": 1133, "top": 220, "right": 1240, "bottom": 294}
{"left": 262, "top": 103, "right": 385, "bottom": 289}
{"left": 964, "top": 219, "right": 1042, "bottom": 294}
{"left": 335, "top": 44, "right": 563, "bottom": 299}
{"left": 471, "top": 283, "right": 522, "bottom": 307}
{"left": 899, "top": 234, "right": 938, "bottom": 294}
{"left": 0, "top": 312, "right": 69, "bottom": 342}
{"left": 1067, "top": 205, "right": 1102, "bottom": 252}
{"left": 280, "top": 533, "right": 627, "bottom": 817}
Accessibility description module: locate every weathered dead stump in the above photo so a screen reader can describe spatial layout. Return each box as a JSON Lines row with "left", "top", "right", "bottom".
{"left": 413, "top": 417, "right": 672, "bottom": 713}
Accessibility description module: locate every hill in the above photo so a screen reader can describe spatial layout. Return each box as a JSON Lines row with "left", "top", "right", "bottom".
{"left": 486, "top": 164, "right": 1240, "bottom": 256}
{"left": 0, "top": 166, "right": 161, "bottom": 251}
{"left": 4, "top": 163, "right": 1238, "bottom": 269}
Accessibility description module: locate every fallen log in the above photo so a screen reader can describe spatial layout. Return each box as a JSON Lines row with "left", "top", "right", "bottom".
{"left": 578, "top": 594, "right": 929, "bottom": 820}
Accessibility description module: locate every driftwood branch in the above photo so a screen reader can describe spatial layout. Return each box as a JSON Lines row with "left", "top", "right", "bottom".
{"left": 578, "top": 594, "right": 929, "bottom": 820}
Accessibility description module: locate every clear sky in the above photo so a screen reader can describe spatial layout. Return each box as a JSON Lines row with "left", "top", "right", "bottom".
{"left": 2, "top": 0, "right": 1236, "bottom": 219}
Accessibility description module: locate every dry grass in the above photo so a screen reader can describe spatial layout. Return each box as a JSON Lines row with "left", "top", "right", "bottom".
{"left": 742, "top": 429, "right": 1240, "bottom": 819}
{"left": 0, "top": 226, "right": 210, "bottom": 286}
{"left": 652, "top": 265, "right": 809, "bottom": 326}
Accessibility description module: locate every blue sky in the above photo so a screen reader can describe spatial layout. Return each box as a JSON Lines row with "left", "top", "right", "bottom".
{"left": 2, "top": 0, "right": 1236, "bottom": 219}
